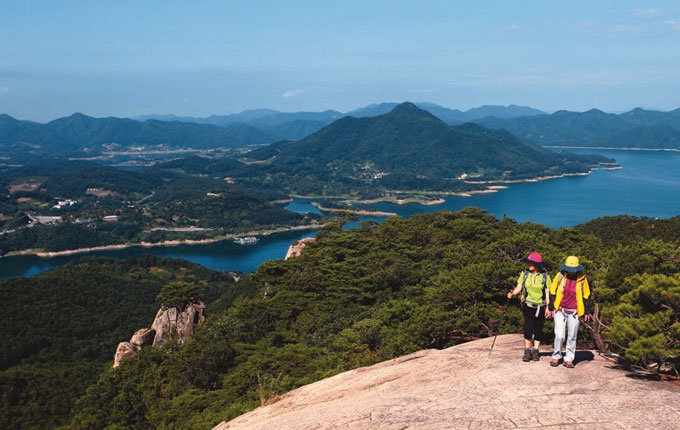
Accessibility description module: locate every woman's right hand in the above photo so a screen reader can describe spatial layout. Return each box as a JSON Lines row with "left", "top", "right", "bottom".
{"left": 507, "top": 291, "right": 513, "bottom": 299}
{"left": 546, "top": 310, "right": 555, "bottom": 319}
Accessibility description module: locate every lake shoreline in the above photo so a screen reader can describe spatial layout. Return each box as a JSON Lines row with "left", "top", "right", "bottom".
{"left": 464, "top": 163, "right": 620, "bottom": 185}
{"left": 544, "top": 145, "right": 680, "bottom": 152}
{"left": 2, "top": 223, "right": 324, "bottom": 259}
{"left": 292, "top": 164, "right": 619, "bottom": 205}
{"left": 310, "top": 202, "right": 398, "bottom": 217}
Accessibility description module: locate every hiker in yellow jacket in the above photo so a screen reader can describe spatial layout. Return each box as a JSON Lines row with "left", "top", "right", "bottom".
{"left": 547, "top": 256, "right": 592, "bottom": 368}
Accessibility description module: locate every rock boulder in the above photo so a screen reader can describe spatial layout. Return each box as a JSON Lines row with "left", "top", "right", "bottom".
{"left": 130, "top": 328, "right": 155, "bottom": 347}
{"left": 151, "top": 301, "right": 206, "bottom": 348}
{"left": 113, "top": 342, "right": 137, "bottom": 368}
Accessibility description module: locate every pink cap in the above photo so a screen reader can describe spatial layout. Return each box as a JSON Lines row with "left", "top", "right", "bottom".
{"left": 527, "top": 252, "right": 542, "bottom": 263}
{"left": 523, "top": 252, "right": 544, "bottom": 267}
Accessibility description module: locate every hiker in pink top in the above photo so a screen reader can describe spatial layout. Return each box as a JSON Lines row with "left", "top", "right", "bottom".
{"left": 547, "top": 256, "right": 593, "bottom": 368}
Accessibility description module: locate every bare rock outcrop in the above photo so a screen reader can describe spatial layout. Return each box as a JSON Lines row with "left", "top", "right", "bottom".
{"left": 113, "top": 302, "right": 205, "bottom": 367}
{"left": 113, "top": 342, "right": 137, "bottom": 368}
{"left": 113, "top": 328, "right": 157, "bottom": 368}
{"left": 151, "top": 301, "right": 206, "bottom": 348}
{"left": 130, "top": 328, "right": 155, "bottom": 347}
{"left": 285, "top": 237, "right": 315, "bottom": 259}
{"left": 213, "top": 334, "right": 680, "bottom": 429}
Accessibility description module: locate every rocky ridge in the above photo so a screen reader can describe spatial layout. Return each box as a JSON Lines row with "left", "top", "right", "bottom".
{"left": 113, "top": 301, "right": 205, "bottom": 367}
{"left": 213, "top": 334, "right": 680, "bottom": 429}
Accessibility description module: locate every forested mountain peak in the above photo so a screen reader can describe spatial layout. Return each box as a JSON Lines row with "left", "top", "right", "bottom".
{"left": 387, "top": 101, "right": 441, "bottom": 120}
{"left": 246, "top": 101, "right": 613, "bottom": 186}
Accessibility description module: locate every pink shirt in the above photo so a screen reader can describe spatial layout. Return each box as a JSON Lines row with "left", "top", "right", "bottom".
{"left": 560, "top": 277, "right": 578, "bottom": 310}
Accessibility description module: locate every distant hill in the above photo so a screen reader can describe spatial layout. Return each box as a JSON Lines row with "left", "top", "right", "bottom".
{"left": 135, "top": 109, "right": 282, "bottom": 125}
{"left": 261, "top": 119, "right": 328, "bottom": 140}
{"left": 345, "top": 102, "right": 401, "bottom": 117}
{"left": 0, "top": 113, "right": 279, "bottom": 158}
{"left": 133, "top": 103, "right": 547, "bottom": 140}
{"left": 344, "top": 102, "right": 545, "bottom": 124}
{"left": 244, "top": 110, "right": 344, "bottom": 127}
{"left": 474, "top": 107, "right": 680, "bottom": 148}
{"left": 463, "top": 104, "right": 546, "bottom": 120}
{"left": 136, "top": 110, "right": 341, "bottom": 140}
{"left": 244, "top": 102, "right": 613, "bottom": 195}
{"left": 584, "top": 124, "right": 680, "bottom": 149}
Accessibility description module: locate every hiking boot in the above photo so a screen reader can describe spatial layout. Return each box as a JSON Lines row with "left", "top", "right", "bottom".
{"left": 522, "top": 348, "right": 532, "bottom": 362}
{"left": 531, "top": 349, "right": 540, "bottom": 361}
{"left": 564, "top": 361, "right": 575, "bottom": 368}
{"left": 550, "top": 359, "right": 560, "bottom": 367}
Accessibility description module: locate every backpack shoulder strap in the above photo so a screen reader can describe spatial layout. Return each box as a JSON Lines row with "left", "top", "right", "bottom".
{"left": 557, "top": 272, "right": 565, "bottom": 291}
{"left": 541, "top": 272, "right": 549, "bottom": 300}
{"left": 520, "top": 270, "right": 529, "bottom": 303}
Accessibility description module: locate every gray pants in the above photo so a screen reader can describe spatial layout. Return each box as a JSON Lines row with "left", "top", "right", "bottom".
{"left": 552, "top": 309, "right": 579, "bottom": 362}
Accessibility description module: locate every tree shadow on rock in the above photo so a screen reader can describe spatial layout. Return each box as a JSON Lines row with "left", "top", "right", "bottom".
{"left": 598, "top": 352, "right": 668, "bottom": 383}
{"left": 574, "top": 351, "right": 594, "bottom": 365}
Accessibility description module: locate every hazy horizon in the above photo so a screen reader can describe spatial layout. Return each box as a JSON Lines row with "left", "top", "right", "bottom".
{"left": 3, "top": 101, "right": 680, "bottom": 124}
{"left": 2, "top": 1, "right": 680, "bottom": 122}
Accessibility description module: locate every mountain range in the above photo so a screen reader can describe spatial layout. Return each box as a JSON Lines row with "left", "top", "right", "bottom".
{"left": 239, "top": 103, "right": 613, "bottom": 195}
{"left": 3, "top": 102, "right": 680, "bottom": 163}
{"left": 475, "top": 107, "right": 680, "bottom": 148}
{"left": 0, "top": 113, "right": 278, "bottom": 158}
{"left": 135, "top": 103, "right": 546, "bottom": 140}
{"left": 135, "top": 103, "right": 680, "bottom": 148}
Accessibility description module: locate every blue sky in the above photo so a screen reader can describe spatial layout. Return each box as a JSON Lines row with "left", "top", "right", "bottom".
{"left": 1, "top": 1, "right": 680, "bottom": 121}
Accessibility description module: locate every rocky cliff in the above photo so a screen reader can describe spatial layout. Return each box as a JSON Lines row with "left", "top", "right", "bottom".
{"left": 213, "top": 334, "right": 680, "bottom": 429}
{"left": 113, "top": 301, "right": 205, "bottom": 367}
{"left": 285, "top": 237, "right": 316, "bottom": 259}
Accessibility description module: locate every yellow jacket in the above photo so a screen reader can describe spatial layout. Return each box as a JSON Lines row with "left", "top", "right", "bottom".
{"left": 549, "top": 272, "right": 591, "bottom": 317}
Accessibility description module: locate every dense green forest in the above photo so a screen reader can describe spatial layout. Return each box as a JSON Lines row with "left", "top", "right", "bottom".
{"left": 0, "top": 256, "right": 255, "bottom": 429}
{"left": 2, "top": 209, "right": 677, "bottom": 429}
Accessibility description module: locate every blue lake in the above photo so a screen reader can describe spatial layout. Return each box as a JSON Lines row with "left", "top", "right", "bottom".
{"left": 1, "top": 149, "right": 679, "bottom": 279}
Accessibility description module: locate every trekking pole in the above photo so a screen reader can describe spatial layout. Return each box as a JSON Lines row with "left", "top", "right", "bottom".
{"left": 489, "top": 296, "right": 511, "bottom": 356}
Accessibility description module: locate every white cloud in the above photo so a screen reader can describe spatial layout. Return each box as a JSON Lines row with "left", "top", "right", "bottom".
{"left": 612, "top": 24, "right": 638, "bottom": 33}
{"left": 663, "top": 19, "right": 680, "bottom": 30}
{"left": 282, "top": 89, "right": 303, "bottom": 98}
{"left": 506, "top": 24, "right": 520, "bottom": 31}
{"left": 632, "top": 8, "right": 663, "bottom": 17}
